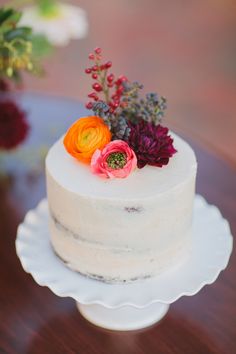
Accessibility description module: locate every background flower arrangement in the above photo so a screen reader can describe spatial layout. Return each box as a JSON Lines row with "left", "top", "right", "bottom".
{"left": 64, "top": 48, "right": 177, "bottom": 179}
{"left": 0, "top": 100, "right": 29, "bottom": 150}
{"left": 19, "top": 0, "right": 88, "bottom": 47}
{"left": 0, "top": 1, "right": 88, "bottom": 175}
{"left": 0, "top": 6, "right": 50, "bottom": 166}
{"left": 0, "top": 6, "right": 51, "bottom": 90}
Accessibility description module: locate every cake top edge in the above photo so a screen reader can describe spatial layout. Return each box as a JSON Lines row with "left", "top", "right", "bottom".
{"left": 46, "top": 132, "right": 197, "bottom": 200}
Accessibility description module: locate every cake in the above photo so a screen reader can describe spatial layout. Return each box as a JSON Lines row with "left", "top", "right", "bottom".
{"left": 46, "top": 133, "right": 196, "bottom": 282}
{"left": 46, "top": 47, "right": 197, "bottom": 283}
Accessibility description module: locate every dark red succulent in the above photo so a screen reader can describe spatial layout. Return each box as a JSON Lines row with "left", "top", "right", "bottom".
{"left": 0, "top": 100, "right": 29, "bottom": 150}
{"left": 126, "top": 120, "right": 177, "bottom": 168}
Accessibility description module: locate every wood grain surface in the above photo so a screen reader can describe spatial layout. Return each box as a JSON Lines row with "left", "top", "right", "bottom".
{"left": 0, "top": 95, "right": 235, "bottom": 354}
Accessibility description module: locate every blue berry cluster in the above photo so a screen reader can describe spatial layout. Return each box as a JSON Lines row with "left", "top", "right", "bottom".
{"left": 91, "top": 81, "right": 167, "bottom": 140}
{"left": 120, "top": 82, "right": 167, "bottom": 126}
{"left": 92, "top": 101, "right": 130, "bottom": 140}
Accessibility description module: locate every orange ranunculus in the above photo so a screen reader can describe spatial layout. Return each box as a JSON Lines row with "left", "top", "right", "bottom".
{"left": 63, "top": 116, "right": 111, "bottom": 164}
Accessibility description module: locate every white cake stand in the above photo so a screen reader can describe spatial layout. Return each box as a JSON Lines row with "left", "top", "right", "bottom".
{"left": 16, "top": 195, "right": 233, "bottom": 331}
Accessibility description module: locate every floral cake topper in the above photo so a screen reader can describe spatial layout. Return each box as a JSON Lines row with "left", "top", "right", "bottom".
{"left": 64, "top": 47, "right": 177, "bottom": 179}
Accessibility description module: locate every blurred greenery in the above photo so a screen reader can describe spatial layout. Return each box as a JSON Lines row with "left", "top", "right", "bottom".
{"left": 31, "top": 34, "right": 52, "bottom": 58}
{"left": 0, "top": 6, "right": 52, "bottom": 86}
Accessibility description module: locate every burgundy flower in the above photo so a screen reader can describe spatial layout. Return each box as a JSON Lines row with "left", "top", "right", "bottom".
{"left": 126, "top": 120, "right": 177, "bottom": 168}
{"left": 0, "top": 79, "right": 9, "bottom": 92}
{"left": 0, "top": 100, "right": 29, "bottom": 150}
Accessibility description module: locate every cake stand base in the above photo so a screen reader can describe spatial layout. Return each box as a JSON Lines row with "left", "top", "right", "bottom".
{"left": 77, "top": 302, "right": 170, "bottom": 331}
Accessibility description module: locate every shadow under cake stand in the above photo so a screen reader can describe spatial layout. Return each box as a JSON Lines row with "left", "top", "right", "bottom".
{"left": 16, "top": 195, "right": 233, "bottom": 331}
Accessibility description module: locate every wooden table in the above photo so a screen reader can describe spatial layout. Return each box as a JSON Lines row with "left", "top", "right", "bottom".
{"left": 0, "top": 94, "right": 235, "bottom": 354}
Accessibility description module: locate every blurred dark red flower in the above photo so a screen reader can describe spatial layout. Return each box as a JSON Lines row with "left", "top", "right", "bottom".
{"left": 126, "top": 120, "right": 177, "bottom": 168}
{"left": 0, "top": 79, "right": 9, "bottom": 92}
{"left": 0, "top": 100, "right": 29, "bottom": 150}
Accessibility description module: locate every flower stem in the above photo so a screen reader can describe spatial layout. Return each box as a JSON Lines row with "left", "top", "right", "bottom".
{"left": 95, "top": 57, "right": 110, "bottom": 104}
{"left": 101, "top": 70, "right": 110, "bottom": 103}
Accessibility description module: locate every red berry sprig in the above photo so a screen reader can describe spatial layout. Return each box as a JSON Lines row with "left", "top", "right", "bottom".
{"left": 85, "top": 48, "right": 128, "bottom": 113}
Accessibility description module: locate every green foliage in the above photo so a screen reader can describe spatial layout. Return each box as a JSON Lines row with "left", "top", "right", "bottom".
{"left": 0, "top": 6, "right": 52, "bottom": 85}
{"left": 0, "top": 7, "right": 21, "bottom": 25}
{"left": 31, "top": 34, "right": 52, "bottom": 59}
{"left": 4, "top": 26, "right": 32, "bottom": 41}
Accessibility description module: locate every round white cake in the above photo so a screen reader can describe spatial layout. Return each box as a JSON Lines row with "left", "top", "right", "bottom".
{"left": 46, "top": 132, "right": 197, "bottom": 283}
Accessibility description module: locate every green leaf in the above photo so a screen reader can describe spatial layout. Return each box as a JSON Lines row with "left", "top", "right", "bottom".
{"left": 2, "top": 10, "right": 22, "bottom": 27}
{"left": 0, "top": 23, "right": 14, "bottom": 34}
{"left": 0, "top": 9, "right": 22, "bottom": 34}
{"left": 31, "top": 34, "right": 53, "bottom": 59}
{"left": 4, "top": 26, "right": 32, "bottom": 41}
{"left": 0, "top": 8, "right": 14, "bottom": 25}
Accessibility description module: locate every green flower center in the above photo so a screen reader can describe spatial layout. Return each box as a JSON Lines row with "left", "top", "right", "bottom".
{"left": 106, "top": 152, "right": 127, "bottom": 169}
{"left": 38, "top": 0, "right": 60, "bottom": 18}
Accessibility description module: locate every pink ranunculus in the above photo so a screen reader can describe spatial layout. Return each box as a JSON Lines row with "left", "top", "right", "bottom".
{"left": 91, "top": 140, "right": 137, "bottom": 179}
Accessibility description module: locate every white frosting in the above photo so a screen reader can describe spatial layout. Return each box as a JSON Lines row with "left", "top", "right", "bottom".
{"left": 46, "top": 133, "right": 197, "bottom": 282}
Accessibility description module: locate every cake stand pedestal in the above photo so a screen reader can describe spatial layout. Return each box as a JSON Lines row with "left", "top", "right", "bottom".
{"left": 16, "top": 195, "right": 233, "bottom": 331}
{"left": 77, "top": 302, "right": 169, "bottom": 331}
